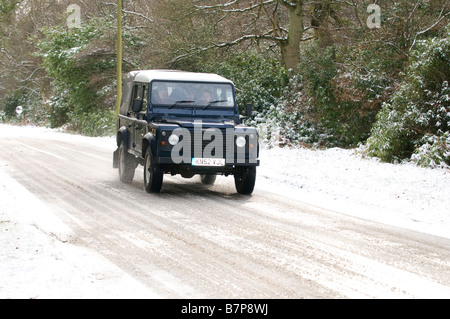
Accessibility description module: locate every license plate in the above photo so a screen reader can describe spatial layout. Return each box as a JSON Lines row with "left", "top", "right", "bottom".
{"left": 191, "top": 158, "right": 226, "bottom": 167}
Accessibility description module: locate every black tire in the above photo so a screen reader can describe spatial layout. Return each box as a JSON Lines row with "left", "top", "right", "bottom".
{"left": 144, "top": 148, "right": 163, "bottom": 193}
{"left": 118, "top": 142, "right": 135, "bottom": 184}
{"left": 234, "top": 166, "right": 256, "bottom": 195}
{"left": 200, "top": 174, "right": 217, "bottom": 185}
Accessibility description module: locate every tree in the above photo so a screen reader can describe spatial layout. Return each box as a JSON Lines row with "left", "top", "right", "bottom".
{"left": 167, "top": 0, "right": 310, "bottom": 71}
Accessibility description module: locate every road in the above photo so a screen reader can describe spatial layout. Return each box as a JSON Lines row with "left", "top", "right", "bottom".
{"left": 1, "top": 130, "right": 450, "bottom": 298}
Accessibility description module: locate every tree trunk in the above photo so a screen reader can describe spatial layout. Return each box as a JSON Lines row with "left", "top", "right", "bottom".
{"left": 311, "top": 0, "right": 333, "bottom": 47}
{"left": 279, "top": 0, "right": 304, "bottom": 71}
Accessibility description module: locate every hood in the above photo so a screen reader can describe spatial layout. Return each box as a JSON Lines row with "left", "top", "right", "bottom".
{"left": 155, "top": 117, "right": 236, "bottom": 129}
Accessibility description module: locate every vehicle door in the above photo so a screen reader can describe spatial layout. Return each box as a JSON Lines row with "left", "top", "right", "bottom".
{"left": 134, "top": 84, "right": 149, "bottom": 157}
{"left": 118, "top": 83, "right": 135, "bottom": 152}
{"left": 127, "top": 83, "right": 144, "bottom": 154}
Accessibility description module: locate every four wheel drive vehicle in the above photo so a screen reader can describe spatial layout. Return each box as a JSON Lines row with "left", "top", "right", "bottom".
{"left": 113, "top": 70, "right": 260, "bottom": 194}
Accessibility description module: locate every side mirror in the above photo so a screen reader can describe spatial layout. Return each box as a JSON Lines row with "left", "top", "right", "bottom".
{"left": 132, "top": 99, "right": 143, "bottom": 113}
{"left": 245, "top": 103, "right": 253, "bottom": 117}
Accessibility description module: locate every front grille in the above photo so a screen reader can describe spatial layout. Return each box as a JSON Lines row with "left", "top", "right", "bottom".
{"left": 166, "top": 128, "right": 257, "bottom": 164}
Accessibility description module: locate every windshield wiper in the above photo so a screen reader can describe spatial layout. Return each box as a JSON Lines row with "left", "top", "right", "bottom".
{"left": 203, "top": 100, "right": 228, "bottom": 110}
{"left": 169, "top": 100, "right": 195, "bottom": 109}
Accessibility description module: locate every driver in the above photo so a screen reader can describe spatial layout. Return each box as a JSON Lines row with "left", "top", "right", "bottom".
{"left": 152, "top": 84, "right": 170, "bottom": 104}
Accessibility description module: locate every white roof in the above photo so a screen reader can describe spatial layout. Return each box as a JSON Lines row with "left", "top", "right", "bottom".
{"left": 125, "top": 70, "right": 233, "bottom": 84}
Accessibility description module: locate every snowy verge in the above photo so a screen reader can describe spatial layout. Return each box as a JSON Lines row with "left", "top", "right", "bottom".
{"left": 257, "top": 146, "right": 450, "bottom": 239}
{"left": 0, "top": 124, "right": 160, "bottom": 298}
{"left": 0, "top": 166, "right": 160, "bottom": 299}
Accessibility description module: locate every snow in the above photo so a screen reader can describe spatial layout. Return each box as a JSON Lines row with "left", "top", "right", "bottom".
{"left": 258, "top": 146, "right": 450, "bottom": 240}
{"left": 0, "top": 125, "right": 159, "bottom": 299}
{"left": 1, "top": 124, "right": 449, "bottom": 298}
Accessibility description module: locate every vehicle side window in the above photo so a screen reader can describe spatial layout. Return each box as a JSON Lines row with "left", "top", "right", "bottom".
{"left": 130, "top": 83, "right": 148, "bottom": 116}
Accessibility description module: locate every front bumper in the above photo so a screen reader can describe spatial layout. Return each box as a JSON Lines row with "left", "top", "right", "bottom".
{"left": 155, "top": 156, "right": 259, "bottom": 166}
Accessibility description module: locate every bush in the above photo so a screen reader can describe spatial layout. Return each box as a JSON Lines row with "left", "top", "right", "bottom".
{"left": 298, "top": 43, "right": 387, "bottom": 147}
{"left": 258, "top": 75, "right": 331, "bottom": 147}
{"left": 365, "top": 28, "right": 450, "bottom": 167}
{"left": 0, "top": 90, "right": 48, "bottom": 125}
{"left": 69, "top": 108, "right": 116, "bottom": 137}
{"left": 37, "top": 18, "right": 117, "bottom": 135}
{"left": 412, "top": 132, "right": 450, "bottom": 169}
{"left": 0, "top": 92, "right": 20, "bottom": 121}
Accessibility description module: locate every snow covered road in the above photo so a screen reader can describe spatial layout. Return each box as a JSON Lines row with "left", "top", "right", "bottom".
{"left": 1, "top": 124, "right": 450, "bottom": 298}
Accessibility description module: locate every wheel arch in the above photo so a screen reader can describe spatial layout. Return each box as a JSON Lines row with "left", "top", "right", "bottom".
{"left": 117, "top": 126, "right": 129, "bottom": 149}
{"left": 142, "top": 132, "right": 156, "bottom": 158}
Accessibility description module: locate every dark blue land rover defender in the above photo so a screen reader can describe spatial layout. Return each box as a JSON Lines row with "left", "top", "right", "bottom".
{"left": 113, "top": 70, "right": 259, "bottom": 194}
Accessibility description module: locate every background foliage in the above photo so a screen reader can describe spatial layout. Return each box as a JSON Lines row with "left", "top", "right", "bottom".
{"left": 36, "top": 18, "right": 117, "bottom": 135}
{"left": 0, "top": 0, "right": 449, "bottom": 167}
{"left": 365, "top": 26, "right": 450, "bottom": 167}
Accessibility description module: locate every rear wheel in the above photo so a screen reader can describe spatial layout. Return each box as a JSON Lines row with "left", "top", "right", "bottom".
{"left": 144, "top": 148, "right": 163, "bottom": 193}
{"left": 118, "top": 142, "right": 135, "bottom": 184}
{"left": 234, "top": 166, "right": 256, "bottom": 195}
{"left": 200, "top": 174, "right": 217, "bottom": 185}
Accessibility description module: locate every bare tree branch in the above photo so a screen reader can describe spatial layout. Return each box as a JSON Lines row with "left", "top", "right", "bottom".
{"left": 409, "top": 4, "right": 450, "bottom": 52}
{"left": 193, "top": 0, "right": 239, "bottom": 10}
{"left": 100, "top": 2, "right": 154, "bottom": 23}
{"left": 168, "top": 31, "right": 284, "bottom": 66}
{"left": 261, "top": 0, "right": 285, "bottom": 39}
{"left": 194, "top": 0, "right": 275, "bottom": 13}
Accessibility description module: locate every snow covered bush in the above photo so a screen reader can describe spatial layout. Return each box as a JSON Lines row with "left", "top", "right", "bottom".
{"left": 412, "top": 132, "right": 450, "bottom": 169}
{"left": 252, "top": 42, "right": 389, "bottom": 149}
{"left": 37, "top": 18, "right": 117, "bottom": 135}
{"left": 365, "top": 27, "right": 450, "bottom": 167}
{"left": 295, "top": 42, "right": 388, "bottom": 147}
{"left": 256, "top": 75, "right": 330, "bottom": 148}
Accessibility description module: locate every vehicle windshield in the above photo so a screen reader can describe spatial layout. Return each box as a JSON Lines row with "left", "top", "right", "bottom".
{"left": 151, "top": 81, "right": 235, "bottom": 109}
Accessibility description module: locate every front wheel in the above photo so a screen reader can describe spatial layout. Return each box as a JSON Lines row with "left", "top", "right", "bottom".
{"left": 234, "top": 166, "right": 256, "bottom": 195}
{"left": 144, "top": 148, "right": 163, "bottom": 193}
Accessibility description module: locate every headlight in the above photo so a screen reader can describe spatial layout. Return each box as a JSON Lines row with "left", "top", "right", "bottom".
{"left": 168, "top": 134, "right": 180, "bottom": 146}
{"left": 236, "top": 136, "right": 246, "bottom": 148}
